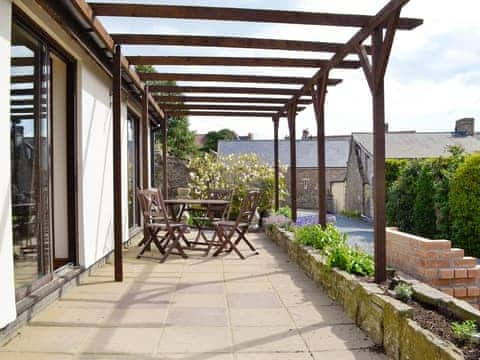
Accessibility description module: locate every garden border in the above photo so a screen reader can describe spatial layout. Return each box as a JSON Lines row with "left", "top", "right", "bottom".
{"left": 265, "top": 224, "right": 465, "bottom": 359}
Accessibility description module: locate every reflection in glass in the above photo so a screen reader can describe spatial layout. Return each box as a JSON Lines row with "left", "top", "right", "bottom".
{"left": 10, "top": 22, "right": 51, "bottom": 292}
{"left": 127, "top": 114, "right": 140, "bottom": 229}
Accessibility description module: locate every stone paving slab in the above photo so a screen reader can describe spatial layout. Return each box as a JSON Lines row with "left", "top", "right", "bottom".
{"left": 0, "top": 232, "right": 387, "bottom": 359}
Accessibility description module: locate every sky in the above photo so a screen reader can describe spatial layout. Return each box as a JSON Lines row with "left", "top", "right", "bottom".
{"left": 97, "top": 0, "right": 480, "bottom": 139}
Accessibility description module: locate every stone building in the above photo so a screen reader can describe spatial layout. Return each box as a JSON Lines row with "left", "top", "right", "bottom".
{"left": 345, "top": 118, "right": 480, "bottom": 220}
{"left": 218, "top": 136, "right": 351, "bottom": 212}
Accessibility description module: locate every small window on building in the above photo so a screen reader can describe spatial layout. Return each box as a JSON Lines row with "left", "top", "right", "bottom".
{"left": 302, "top": 178, "right": 309, "bottom": 190}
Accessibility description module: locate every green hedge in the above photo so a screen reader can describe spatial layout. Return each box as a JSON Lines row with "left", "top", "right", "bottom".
{"left": 450, "top": 154, "right": 480, "bottom": 257}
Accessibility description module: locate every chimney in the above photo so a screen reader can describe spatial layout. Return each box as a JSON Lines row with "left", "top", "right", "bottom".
{"left": 247, "top": 132, "right": 253, "bottom": 140}
{"left": 455, "top": 118, "right": 475, "bottom": 136}
{"left": 385, "top": 123, "right": 389, "bottom": 133}
{"left": 302, "top": 128, "right": 310, "bottom": 140}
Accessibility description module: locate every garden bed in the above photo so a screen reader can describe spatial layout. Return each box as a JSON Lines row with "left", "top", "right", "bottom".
{"left": 265, "top": 224, "right": 468, "bottom": 359}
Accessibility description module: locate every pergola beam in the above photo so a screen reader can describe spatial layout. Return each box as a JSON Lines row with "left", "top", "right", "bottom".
{"left": 166, "top": 111, "right": 289, "bottom": 118}
{"left": 149, "top": 85, "right": 338, "bottom": 96}
{"left": 154, "top": 96, "right": 312, "bottom": 105}
{"left": 113, "top": 34, "right": 368, "bottom": 54}
{"left": 91, "top": 3, "right": 422, "bottom": 30}
{"left": 140, "top": 72, "right": 326, "bottom": 85}
{"left": 163, "top": 104, "right": 305, "bottom": 112}
{"left": 127, "top": 56, "right": 361, "bottom": 69}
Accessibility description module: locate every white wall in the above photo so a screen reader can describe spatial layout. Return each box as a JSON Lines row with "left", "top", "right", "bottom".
{"left": 0, "top": 0, "right": 17, "bottom": 329}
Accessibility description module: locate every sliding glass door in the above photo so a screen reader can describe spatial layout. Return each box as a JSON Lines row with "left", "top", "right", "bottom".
{"left": 10, "top": 20, "right": 52, "bottom": 292}
{"left": 127, "top": 112, "right": 140, "bottom": 232}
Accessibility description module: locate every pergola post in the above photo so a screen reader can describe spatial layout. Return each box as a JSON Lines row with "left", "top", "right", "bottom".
{"left": 287, "top": 102, "right": 298, "bottom": 222}
{"left": 355, "top": 10, "right": 400, "bottom": 284}
{"left": 311, "top": 74, "right": 329, "bottom": 227}
{"left": 273, "top": 116, "right": 280, "bottom": 212}
{"left": 162, "top": 115, "right": 168, "bottom": 198}
{"left": 141, "top": 85, "right": 150, "bottom": 188}
{"left": 112, "top": 44, "right": 123, "bottom": 282}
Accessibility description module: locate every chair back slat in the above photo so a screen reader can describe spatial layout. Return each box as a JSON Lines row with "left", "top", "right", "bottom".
{"left": 137, "top": 188, "right": 169, "bottom": 225}
{"left": 235, "top": 190, "right": 261, "bottom": 227}
{"left": 208, "top": 189, "right": 234, "bottom": 220}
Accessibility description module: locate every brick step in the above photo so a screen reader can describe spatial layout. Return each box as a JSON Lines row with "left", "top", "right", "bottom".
{"left": 438, "top": 266, "right": 480, "bottom": 279}
{"left": 454, "top": 257, "right": 478, "bottom": 268}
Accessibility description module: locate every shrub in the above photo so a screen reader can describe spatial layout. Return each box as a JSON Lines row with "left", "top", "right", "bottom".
{"left": 188, "top": 153, "right": 288, "bottom": 218}
{"left": 394, "top": 282, "right": 413, "bottom": 302}
{"left": 451, "top": 320, "right": 477, "bottom": 344}
{"left": 386, "top": 161, "right": 421, "bottom": 231}
{"left": 450, "top": 153, "right": 480, "bottom": 257}
{"left": 413, "top": 162, "right": 437, "bottom": 238}
{"left": 295, "top": 223, "right": 346, "bottom": 251}
{"left": 340, "top": 209, "right": 361, "bottom": 218}
{"left": 386, "top": 159, "right": 409, "bottom": 191}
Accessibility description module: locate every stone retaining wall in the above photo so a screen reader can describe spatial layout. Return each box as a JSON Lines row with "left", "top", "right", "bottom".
{"left": 387, "top": 228, "right": 480, "bottom": 308}
{"left": 265, "top": 225, "right": 465, "bottom": 360}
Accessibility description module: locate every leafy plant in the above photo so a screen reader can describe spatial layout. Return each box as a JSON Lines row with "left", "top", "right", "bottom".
{"left": 294, "top": 224, "right": 374, "bottom": 277}
{"left": 394, "top": 282, "right": 413, "bottom": 302}
{"left": 451, "top": 320, "right": 477, "bottom": 343}
{"left": 276, "top": 206, "right": 292, "bottom": 219}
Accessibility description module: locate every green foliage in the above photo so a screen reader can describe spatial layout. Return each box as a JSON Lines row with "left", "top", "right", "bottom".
{"left": 394, "top": 282, "right": 413, "bottom": 302}
{"left": 188, "top": 153, "right": 288, "bottom": 217}
{"left": 386, "top": 161, "right": 421, "bottom": 231}
{"left": 201, "top": 129, "right": 237, "bottom": 152}
{"left": 295, "top": 224, "right": 374, "bottom": 277}
{"left": 451, "top": 320, "right": 477, "bottom": 343}
{"left": 413, "top": 162, "right": 437, "bottom": 238}
{"left": 340, "top": 209, "right": 361, "bottom": 219}
{"left": 136, "top": 65, "right": 196, "bottom": 160}
{"left": 386, "top": 159, "right": 409, "bottom": 191}
{"left": 276, "top": 206, "right": 292, "bottom": 219}
{"left": 295, "top": 224, "right": 346, "bottom": 251}
{"left": 450, "top": 153, "right": 480, "bottom": 257}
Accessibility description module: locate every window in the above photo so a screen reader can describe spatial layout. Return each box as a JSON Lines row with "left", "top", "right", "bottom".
{"left": 11, "top": 20, "right": 52, "bottom": 292}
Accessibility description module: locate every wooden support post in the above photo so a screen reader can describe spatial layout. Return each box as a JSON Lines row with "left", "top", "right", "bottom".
{"left": 273, "top": 116, "right": 280, "bottom": 212}
{"left": 141, "top": 85, "right": 150, "bottom": 188}
{"left": 112, "top": 44, "right": 123, "bottom": 282}
{"left": 372, "top": 27, "right": 387, "bottom": 284}
{"left": 141, "top": 85, "right": 150, "bottom": 245}
{"left": 162, "top": 116, "right": 168, "bottom": 198}
{"left": 311, "top": 74, "right": 329, "bottom": 227}
{"left": 287, "top": 102, "right": 298, "bottom": 222}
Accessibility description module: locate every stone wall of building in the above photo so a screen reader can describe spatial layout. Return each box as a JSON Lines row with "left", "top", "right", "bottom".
{"left": 153, "top": 152, "right": 190, "bottom": 198}
{"left": 285, "top": 167, "right": 347, "bottom": 211}
{"left": 345, "top": 142, "right": 365, "bottom": 216}
{"left": 387, "top": 228, "right": 480, "bottom": 308}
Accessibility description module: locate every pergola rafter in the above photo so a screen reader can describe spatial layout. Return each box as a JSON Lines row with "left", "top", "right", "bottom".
{"left": 80, "top": 0, "right": 422, "bottom": 283}
{"left": 128, "top": 56, "right": 361, "bottom": 69}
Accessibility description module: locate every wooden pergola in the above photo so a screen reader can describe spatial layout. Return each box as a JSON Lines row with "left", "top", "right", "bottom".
{"left": 45, "top": 0, "right": 422, "bottom": 284}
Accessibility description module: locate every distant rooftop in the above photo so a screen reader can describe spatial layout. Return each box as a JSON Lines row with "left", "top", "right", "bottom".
{"left": 353, "top": 131, "right": 480, "bottom": 159}
{"left": 218, "top": 136, "right": 351, "bottom": 168}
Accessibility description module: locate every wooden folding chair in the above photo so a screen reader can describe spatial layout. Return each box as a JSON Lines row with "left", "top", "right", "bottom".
{"left": 212, "top": 190, "right": 260, "bottom": 259}
{"left": 137, "top": 189, "right": 188, "bottom": 263}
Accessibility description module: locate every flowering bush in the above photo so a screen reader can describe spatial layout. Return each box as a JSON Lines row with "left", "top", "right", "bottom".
{"left": 188, "top": 153, "right": 288, "bottom": 218}
{"left": 263, "top": 214, "right": 291, "bottom": 229}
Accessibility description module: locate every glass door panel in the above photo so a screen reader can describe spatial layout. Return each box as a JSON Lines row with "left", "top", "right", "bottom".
{"left": 11, "top": 21, "right": 52, "bottom": 293}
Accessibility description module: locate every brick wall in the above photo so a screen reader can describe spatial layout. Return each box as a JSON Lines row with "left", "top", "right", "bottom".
{"left": 387, "top": 228, "right": 480, "bottom": 307}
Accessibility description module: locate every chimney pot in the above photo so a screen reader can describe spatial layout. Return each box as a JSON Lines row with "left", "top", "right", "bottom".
{"left": 455, "top": 118, "right": 475, "bottom": 136}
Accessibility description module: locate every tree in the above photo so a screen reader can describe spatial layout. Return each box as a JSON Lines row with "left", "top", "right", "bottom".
{"left": 413, "top": 162, "right": 437, "bottom": 238}
{"left": 136, "top": 65, "right": 196, "bottom": 159}
{"left": 201, "top": 128, "right": 237, "bottom": 152}
{"left": 449, "top": 153, "right": 480, "bottom": 257}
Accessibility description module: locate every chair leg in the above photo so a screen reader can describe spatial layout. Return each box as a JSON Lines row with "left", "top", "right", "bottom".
{"left": 235, "top": 228, "right": 258, "bottom": 253}
{"left": 160, "top": 229, "right": 188, "bottom": 263}
{"left": 213, "top": 227, "right": 244, "bottom": 259}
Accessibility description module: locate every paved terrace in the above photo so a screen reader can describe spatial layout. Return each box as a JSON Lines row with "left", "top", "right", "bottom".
{"left": 0, "top": 233, "right": 386, "bottom": 359}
